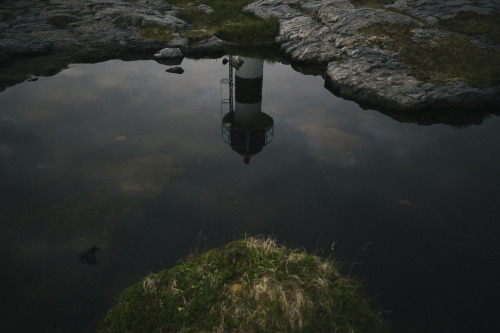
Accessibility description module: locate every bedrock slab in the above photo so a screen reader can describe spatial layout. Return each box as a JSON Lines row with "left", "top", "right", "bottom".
{"left": 245, "top": 0, "right": 499, "bottom": 111}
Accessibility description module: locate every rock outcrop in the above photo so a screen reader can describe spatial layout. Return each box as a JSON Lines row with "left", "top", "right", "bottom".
{"left": 154, "top": 47, "right": 184, "bottom": 59}
{"left": 245, "top": 0, "right": 499, "bottom": 111}
{"left": 0, "top": 0, "right": 225, "bottom": 91}
{"left": 1, "top": 0, "right": 499, "bottom": 111}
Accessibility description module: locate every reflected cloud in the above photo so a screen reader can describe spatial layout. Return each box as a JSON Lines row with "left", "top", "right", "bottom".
{"left": 81, "top": 153, "right": 185, "bottom": 196}
{"left": 398, "top": 199, "right": 414, "bottom": 207}
{"left": 300, "top": 125, "right": 368, "bottom": 167}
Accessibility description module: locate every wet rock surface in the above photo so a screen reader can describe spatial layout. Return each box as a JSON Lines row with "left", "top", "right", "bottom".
{"left": 1, "top": 0, "right": 499, "bottom": 111}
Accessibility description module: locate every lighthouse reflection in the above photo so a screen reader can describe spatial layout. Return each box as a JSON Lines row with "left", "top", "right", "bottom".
{"left": 221, "top": 56, "right": 274, "bottom": 164}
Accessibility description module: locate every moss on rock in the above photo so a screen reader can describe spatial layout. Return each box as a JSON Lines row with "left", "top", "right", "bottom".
{"left": 360, "top": 22, "right": 500, "bottom": 88}
{"left": 99, "top": 237, "right": 385, "bottom": 332}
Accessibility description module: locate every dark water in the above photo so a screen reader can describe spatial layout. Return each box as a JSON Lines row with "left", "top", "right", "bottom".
{"left": 1, "top": 52, "right": 499, "bottom": 332}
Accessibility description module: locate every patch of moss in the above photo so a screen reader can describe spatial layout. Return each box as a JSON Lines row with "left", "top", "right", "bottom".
{"left": 165, "top": 0, "right": 279, "bottom": 43}
{"left": 182, "top": 29, "right": 214, "bottom": 42}
{"left": 360, "top": 22, "right": 500, "bottom": 88}
{"left": 216, "top": 16, "right": 279, "bottom": 43}
{"left": 140, "top": 26, "right": 175, "bottom": 42}
{"left": 438, "top": 11, "right": 500, "bottom": 45}
{"left": 99, "top": 237, "right": 386, "bottom": 332}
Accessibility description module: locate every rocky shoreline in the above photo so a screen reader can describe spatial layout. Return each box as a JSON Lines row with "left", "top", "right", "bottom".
{"left": 1, "top": 0, "right": 499, "bottom": 112}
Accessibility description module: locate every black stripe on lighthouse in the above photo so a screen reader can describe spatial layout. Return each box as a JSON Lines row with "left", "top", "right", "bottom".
{"left": 235, "top": 76, "right": 263, "bottom": 105}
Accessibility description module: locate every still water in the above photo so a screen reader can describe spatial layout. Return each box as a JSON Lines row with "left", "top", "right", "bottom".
{"left": 1, "top": 52, "right": 499, "bottom": 332}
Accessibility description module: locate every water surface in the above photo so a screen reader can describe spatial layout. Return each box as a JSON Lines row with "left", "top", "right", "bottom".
{"left": 1, "top": 54, "right": 499, "bottom": 332}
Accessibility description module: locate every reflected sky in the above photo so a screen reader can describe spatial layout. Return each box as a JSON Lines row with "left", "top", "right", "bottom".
{"left": 1, "top": 56, "right": 500, "bottom": 332}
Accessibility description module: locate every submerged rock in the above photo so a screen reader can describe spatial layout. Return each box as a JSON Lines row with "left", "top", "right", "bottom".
{"left": 78, "top": 246, "right": 99, "bottom": 265}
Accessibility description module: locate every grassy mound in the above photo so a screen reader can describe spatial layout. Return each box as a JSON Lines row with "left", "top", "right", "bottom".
{"left": 99, "top": 237, "right": 385, "bottom": 332}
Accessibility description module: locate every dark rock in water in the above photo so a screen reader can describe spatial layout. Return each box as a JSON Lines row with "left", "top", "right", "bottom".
{"left": 78, "top": 246, "right": 98, "bottom": 264}
{"left": 166, "top": 66, "right": 184, "bottom": 74}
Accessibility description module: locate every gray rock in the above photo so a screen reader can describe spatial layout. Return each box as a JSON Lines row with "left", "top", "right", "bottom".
{"left": 154, "top": 47, "right": 184, "bottom": 59}
{"left": 167, "top": 37, "right": 191, "bottom": 50}
{"left": 0, "top": 38, "right": 53, "bottom": 56}
{"left": 325, "top": 45, "right": 496, "bottom": 111}
{"left": 386, "top": 0, "right": 500, "bottom": 21}
{"left": 197, "top": 3, "right": 215, "bottom": 14}
{"left": 245, "top": 0, "right": 499, "bottom": 110}
{"left": 186, "top": 36, "right": 226, "bottom": 54}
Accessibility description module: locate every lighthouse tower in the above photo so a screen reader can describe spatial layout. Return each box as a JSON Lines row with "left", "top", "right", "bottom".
{"left": 222, "top": 56, "right": 274, "bottom": 164}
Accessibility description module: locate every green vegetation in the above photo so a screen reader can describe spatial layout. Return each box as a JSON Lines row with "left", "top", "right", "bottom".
{"left": 140, "top": 26, "right": 176, "bottom": 42}
{"left": 438, "top": 11, "right": 500, "bottom": 45}
{"left": 360, "top": 22, "right": 500, "bottom": 88}
{"left": 182, "top": 29, "right": 213, "bottom": 42}
{"left": 216, "top": 16, "right": 279, "bottom": 43}
{"left": 99, "top": 237, "right": 385, "bottom": 332}
{"left": 164, "top": 0, "right": 279, "bottom": 43}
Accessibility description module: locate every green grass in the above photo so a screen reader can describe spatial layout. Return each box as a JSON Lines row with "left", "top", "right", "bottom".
{"left": 216, "top": 16, "right": 279, "bottom": 43}
{"left": 140, "top": 26, "right": 176, "bottom": 42}
{"left": 99, "top": 237, "right": 386, "bottom": 332}
{"left": 165, "top": 0, "right": 279, "bottom": 43}
{"left": 182, "top": 29, "right": 213, "bottom": 42}
{"left": 360, "top": 22, "right": 500, "bottom": 88}
{"left": 438, "top": 11, "right": 500, "bottom": 45}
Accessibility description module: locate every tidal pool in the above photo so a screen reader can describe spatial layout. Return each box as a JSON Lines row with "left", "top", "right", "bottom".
{"left": 1, "top": 51, "right": 499, "bottom": 332}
